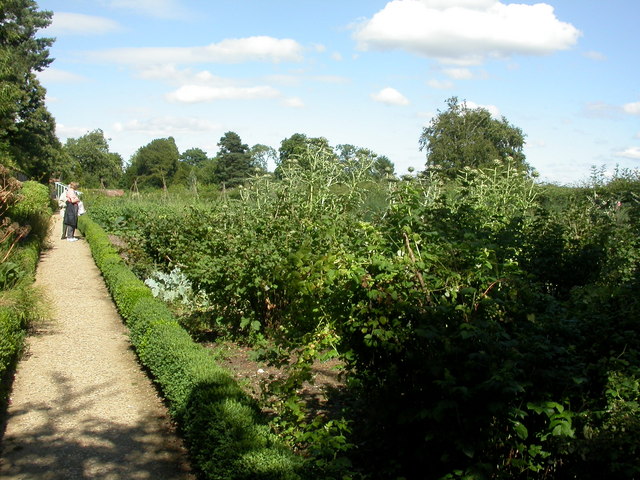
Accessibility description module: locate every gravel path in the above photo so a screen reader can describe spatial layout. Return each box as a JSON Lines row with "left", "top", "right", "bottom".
{"left": 0, "top": 214, "right": 195, "bottom": 480}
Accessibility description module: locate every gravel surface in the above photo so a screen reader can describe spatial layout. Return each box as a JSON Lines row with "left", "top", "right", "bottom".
{"left": 0, "top": 215, "right": 195, "bottom": 480}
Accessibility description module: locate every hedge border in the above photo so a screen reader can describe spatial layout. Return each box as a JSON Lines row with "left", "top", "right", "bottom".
{"left": 78, "top": 215, "right": 302, "bottom": 480}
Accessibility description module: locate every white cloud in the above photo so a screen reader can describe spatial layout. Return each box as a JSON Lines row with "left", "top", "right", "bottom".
{"left": 623, "top": 101, "right": 640, "bottom": 115}
{"left": 264, "top": 74, "right": 301, "bottom": 86}
{"left": 371, "top": 87, "right": 410, "bottom": 106}
{"left": 466, "top": 100, "right": 500, "bottom": 118}
{"left": 91, "top": 36, "right": 304, "bottom": 65}
{"left": 56, "top": 124, "right": 93, "bottom": 138}
{"left": 135, "top": 65, "right": 235, "bottom": 87}
{"left": 615, "top": 147, "right": 640, "bottom": 160}
{"left": 443, "top": 67, "right": 474, "bottom": 80}
{"left": 113, "top": 116, "right": 220, "bottom": 135}
{"left": 583, "top": 50, "right": 606, "bottom": 61}
{"left": 583, "top": 102, "right": 622, "bottom": 119}
{"left": 332, "top": 52, "right": 344, "bottom": 61}
{"left": 167, "top": 85, "right": 281, "bottom": 103}
{"left": 38, "top": 68, "right": 87, "bottom": 83}
{"left": 353, "top": 0, "right": 581, "bottom": 65}
{"left": 46, "top": 12, "right": 121, "bottom": 35}
{"left": 283, "top": 97, "right": 305, "bottom": 108}
{"left": 427, "top": 78, "right": 454, "bottom": 89}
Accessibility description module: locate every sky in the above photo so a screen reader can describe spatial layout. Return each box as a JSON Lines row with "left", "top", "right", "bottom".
{"left": 36, "top": 0, "right": 640, "bottom": 185}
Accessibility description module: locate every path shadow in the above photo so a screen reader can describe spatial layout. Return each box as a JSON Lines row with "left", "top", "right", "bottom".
{"left": 0, "top": 370, "right": 193, "bottom": 479}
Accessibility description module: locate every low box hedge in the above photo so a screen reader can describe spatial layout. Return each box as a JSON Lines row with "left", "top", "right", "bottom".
{"left": 78, "top": 214, "right": 302, "bottom": 480}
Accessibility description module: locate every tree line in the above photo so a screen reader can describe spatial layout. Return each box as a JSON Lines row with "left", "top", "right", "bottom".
{"left": 2, "top": 3, "right": 530, "bottom": 192}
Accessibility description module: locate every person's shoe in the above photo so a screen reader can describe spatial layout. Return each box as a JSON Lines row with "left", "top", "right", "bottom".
{"left": 67, "top": 237, "right": 78, "bottom": 242}
{"left": 61, "top": 236, "right": 66, "bottom": 239}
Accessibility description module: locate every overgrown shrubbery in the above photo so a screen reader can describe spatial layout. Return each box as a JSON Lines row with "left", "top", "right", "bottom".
{"left": 0, "top": 168, "right": 50, "bottom": 409}
{"left": 85, "top": 158, "right": 640, "bottom": 479}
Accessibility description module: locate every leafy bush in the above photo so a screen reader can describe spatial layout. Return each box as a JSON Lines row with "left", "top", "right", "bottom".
{"left": 0, "top": 173, "right": 50, "bottom": 411}
{"left": 83, "top": 159, "right": 640, "bottom": 479}
{"left": 8, "top": 180, "right": 51, "bottom": 240}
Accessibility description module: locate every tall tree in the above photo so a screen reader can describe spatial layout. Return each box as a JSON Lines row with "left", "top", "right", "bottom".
{"left": 214, "top": 131, "right": 252, "bottom": 187}
{"left": 419, "top": 96, "right": 529, "bottom": 178}
{"left": 0, "top": 0, "right": 60, "bottom": 180}
{"left": 124, "top": 137, "right": 179, "bottom": 189}
{"left": 64, "top": 129, "right": 122, "bottom": 187}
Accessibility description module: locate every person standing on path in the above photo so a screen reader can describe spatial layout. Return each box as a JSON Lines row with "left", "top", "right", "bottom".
{"left": 63, "top": 182, "right": 80, "bottom": 242}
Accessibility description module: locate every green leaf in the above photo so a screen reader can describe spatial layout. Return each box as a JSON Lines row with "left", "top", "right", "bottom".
{"left": 514, "top": 421, "right": 528, "bottom": 440}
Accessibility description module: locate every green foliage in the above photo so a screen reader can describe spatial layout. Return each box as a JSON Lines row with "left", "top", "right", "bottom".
{"left": 0, "top": 170, "right": 48, "bottom": 410}
{"left": 8, "top": 180, "right": 51, "bottom": 239}
{"left": 63, "top": 129, "right": 123, "bottom": 188}
{"left": 84, "top": 155, "right": 640, "bottom": 479}
{"left": 419, "top": 96, "right": 529, "bottom": 178}
{"left": 124, "top": 137, "right": 180, "bottom": 189}
{"left": 0, "top": 0, "right": 60, "bottom": 180}
{"left": 180, "top": 147, "right": 209, "bottom": 167}
{"left": 215, "top": 131, "right": 254, "bottom": 187}
{"left": 78, "top": 214, "right": 303, "bottom": 480}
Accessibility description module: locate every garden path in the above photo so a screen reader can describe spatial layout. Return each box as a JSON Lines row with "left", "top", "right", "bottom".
{"left": 0, "top": 214, "right": 195, "bottom": 479}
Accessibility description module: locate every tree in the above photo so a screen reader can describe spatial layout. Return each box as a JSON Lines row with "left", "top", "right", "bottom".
{"left": 124, "top": 137, "right": 179, "bottom": 189}
{"left": 64, "top": 129, "right": 122, "bottom": 187}
{"left": 180, "top": 147, "right": 208, "bottom": 167}
{"left": 335, "top": 144, "right": 395, "bottom": 180}
{"left": 0, "top": 0, "right": 60, "bottom": 180}
{"left": 173, "top": 147, "right": 209, "bottom": 187}
{"left": 249, "top": 144, "right": 276, "bottom": 173}
{"left": 276, "top": 133, "right": 333, "bottom": 178}
{"left": 419, "top": 96, "right": 529, "bottom": 178}
{"left": 214, "top": 131, "right": 253, "bottom": 187}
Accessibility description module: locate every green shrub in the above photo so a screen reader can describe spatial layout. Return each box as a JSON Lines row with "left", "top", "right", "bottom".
{"left": 8, "top": 181, "right": 51, "bottom": 240}
{"left": 1, "top": 178, "right": 50, "bottom": 409}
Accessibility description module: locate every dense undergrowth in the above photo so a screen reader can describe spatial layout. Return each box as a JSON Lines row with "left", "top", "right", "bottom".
{"left": 0, "top": 167, "right": 51, "bottom": 412}
{"left": 84, "top": 154, "right": 640, "bottom": 480}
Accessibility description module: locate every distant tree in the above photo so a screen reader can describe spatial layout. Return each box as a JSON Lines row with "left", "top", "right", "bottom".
{"left": 173, "top": 147, "right": 209, "bottom": 187}
{"left": 124, "top": 137, "right": 179, "bottom": 189}
{"left": 276, "top": 133, "right": 333, "bottom": 177}
{"left": 64, "top": 129, "right": 122, "bottom": 187}
{"left": 372, "top": 155, "right": 395, "bottom": 179}
{"left": 0, "top": 0, "right": 60, "bottom": 180}
{"left": 197, "top": 158, "right": 219, "bottom": 185}
{"left": 419, "top": 96, "right": 528, "bottom": 178}
{"left": 180, "top": 147, "right": 209, "bottom": 167}
{"left": 335, "top": 144, "right": 395, "bottom": 180}
{"left": 214, "top": 131, "right": 253, "bottom": 187}
{"left": 249, "top": 144, "right": 276, "bottom": 173}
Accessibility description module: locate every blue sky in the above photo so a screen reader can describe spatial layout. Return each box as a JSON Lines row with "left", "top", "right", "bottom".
{"left": 37, "top": 0, "right": 640, "bottom": 184}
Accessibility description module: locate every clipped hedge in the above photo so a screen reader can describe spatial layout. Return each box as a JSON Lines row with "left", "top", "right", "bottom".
{"left": 78, "top": 215, "right": 302, "bottom": 480}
